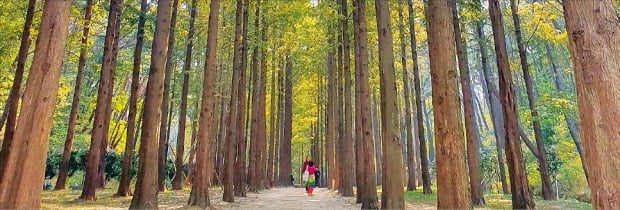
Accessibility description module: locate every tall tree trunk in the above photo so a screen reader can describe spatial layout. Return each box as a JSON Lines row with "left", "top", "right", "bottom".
{"left": 562, "top": 1, "right": 620, "bottom": 208}
{"left": 339, "top": 0, "right": 355, "bottom": 197}
{"left": 396, "top": 0, "right": 417, "bottom": 192}
{"left": 427, "top": 0, "right": 471, "bottom": 208}
{"left": 56, "top": 0, "right": 93, "bottom": 191}
{"left": 336, "top": 22, "right": 344, "bottom": 193}
{"left": 223, "top": 0, "right": 245, "bottom": 202}
{"left": 450, "top": 0, "right": 484, "bottom": 205}
{"left": 0, "top": 0, "right": 36, "bottom": 158}
{"left": 475, "top": 21, "right": 510, "bottom": 194}
{"left": 234, "top": 0, "right": 249, "bottom": 197}
{"left": 274, "top": 63, "right": 284, "bottom": 184}
{"left": 81, "top": 0, "right": 123, "bottom": 200}
{"left": 130, "top": 0, "right": 174, "bottom": 207}
{"left": 267, "top": 63, "right": 278, "bottom": 188}
{"left": 372, "top": 93, "right": 382, "bottom": 186}
{"left": 508, "top": 0, "right": 554, "bottom": 200}
{"left": 158, "top": 0, "right": 180, "bottom": 192}
{"left": 248, "top": 0, "right": 263, "bottom": 192}
{"left": 488, "top": 0, "right": 535, "bottom": 208}
{"left": 279, "top": 56, "right": 293, "bottom": 187}
{"left": 188, "top": 0, "right": 219, "bottom": 207}
{"left": 326, "top": 28, "right": 337, "bottom": 190}
{"left": 257, "top": 18, "right": 269, "bottom": 189}
{"left": 99, "top": 30, "right": 122, "bottom": 188}
{"left": 0, "top": 0, "right": 73, "bottom": 207}
{"left": 352, "top": 0, "right": 364, "bottom": 203}
{"left": 405, "top": 0, "right": 432, "bottom": 194}
{"left": 354, "top": 0, "right": 379, "bottom": 208}
{"left": 172, "top": 0, "right": 197, "bottom": 191}
{"left": 117, "top": 0, "right": 148, "bottom": 196}
{"left": 374, "top": 1, "right": 405, "bottom": 208}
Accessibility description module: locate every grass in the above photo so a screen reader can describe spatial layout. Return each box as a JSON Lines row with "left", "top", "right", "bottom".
{"left": 40, "top": 182, "right": 226, "bottom": 209}
{"left": 404, "top": 189, "right": 592, "bottom": 209}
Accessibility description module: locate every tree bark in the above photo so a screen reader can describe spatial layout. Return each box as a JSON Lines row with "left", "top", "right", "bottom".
{"left": 354, "top": 0, "right": 379, "bottom": 208}
{"left": 326, "top": 27, "right": 337, "bottom": 190}
{"left": 339, "top": 0, "right": 355, "bottom": 197}
{"left": 172, "top": 0, "right": 197, "bottom": 191}
{"left": 56, "top": 0, "right": 93, "bottom": 191}
{"left": 279, "top": 56, "right": 293, "bottom": 187}
{"left": 562, "top": 1, "right": 620, "bottom": 208}
{"left": 475, "top": 21, "right": 510, "bottom": 195}
{"left": 488, "top": 0, "right": 535, "bottom": 208}
{"left": 81, "top": 0, "right": 123, "bottom": 200}
{"left": 156, "top": 0, "right": 179, "bottom": 192}
{"left": 234, "top": 0, "right": 249, "bottom": 197}
{"left": 248, "top": 0, "right": 263, "bottom": 192}
{"left": 267, "top": 61, "right": 278, "bottom": 188}
{"left": 352, "top": 0, "right": 364, "bottom": 203}
{"left": 450, "top": 0, "right": 484, "bottom": 205}
{"left": 223, "top": 0, "right": 245, "bottom": 202}
{"left": 372, "top": 93, "right": 382, "bottom": 186}
{"left": 427, "top": 0, "right": 472, "bottom": 208}
{"left": 0, "top": 0, "right": 36, "bottom": 159}
{"left": 0, "top": 0, "right": 73, "bottom": 207}
{"left": 257, "top": 18, "right": 269, "bottom": 189}
{"left": 396, "top": 0, "right": 417, "bottom": 192}
{"left": 129, "top": 0, "right": 174, "bottom": 207}
{"left": 188, "top": 0, "right": 219, "bottom": 207}
{"left": 374, "top": 0, "right": 405, "bottom": 208}
{"left": 405, "top": 0, "right": 432, "bottom": 194}
{"left": 508, "top": 0, "right": 554, "bottom": 200}
{"left": 117, "top": 0, "right": 148, "bottom": 196}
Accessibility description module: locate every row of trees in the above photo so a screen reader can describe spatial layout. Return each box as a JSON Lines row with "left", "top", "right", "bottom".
{"left": 0, "top": 0, "right": 618, "bottom": 209}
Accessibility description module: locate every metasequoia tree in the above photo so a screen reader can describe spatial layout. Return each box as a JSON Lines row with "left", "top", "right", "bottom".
{"left": 223, "top": 0, "right": 245, "bottom": 202}
{"left": 396, "top": 0, "right": 416, "bottom": 192}
{"left": 130, "top": 0, "right": 174, "bottom": 207}
{"left": 188, "top": 0, "right": 220, "bottom": 207}
{"left": 158, "top": 0, "right": 180, "bottom": 192}
{"left": 352, "top": 0, "right": 364, "bottom": 203}
{"left": 234, "top": 0, "right": 249, "bottom": 197}
{"left": 0, "top": 0, "right": 36, "bottom": 161}
{"left": 508, "top": 0, "right": 554, "bottom": 200}
{"left": 406, "top": 0, "right": 432, "bottom": 194}
{"left": 488, "top": 0, "right": 535, "bottom": 208}
{"left": 279, "top": 56, "right": 293, "bottom": 187}
{"left": 81, "top": 0, "right": 123, "bottom": 200}
{"left": 338, "top": 0, "right": 355, "bottom": 197}
{"left": 0, "top": 0, "right": 74, "bottom": 207}
{"left": 450, "top": 0, "right": 484, "bottom": 205}
{"left": 374, "top": 0, "right": 405, "bottom": 208}
{"left": 427, "top": 0, "right": 471, "bottom": 208}
{"left": 562, "top": 1, "right": 620, "bottom": 208}
{"left": 353, "top": 0, "right": 379, "bottom": 208}
{"left": 56, "top": 0, "right": 93, "bottom": 190}
{"left": 474, "top": 21, "right": 509, "bottom": 194}
{"left": 172, "top": 0, "right": 197, "bottom": 191}
{"left": 117, "top": 0, "right": 148, "bottom": 196}
{"left": 325, "top": 26, "right": 337, "bottom": 190}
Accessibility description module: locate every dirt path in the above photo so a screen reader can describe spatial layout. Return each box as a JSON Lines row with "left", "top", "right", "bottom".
{"left": 214, "top": 187, "right": 360, "bottom": 210}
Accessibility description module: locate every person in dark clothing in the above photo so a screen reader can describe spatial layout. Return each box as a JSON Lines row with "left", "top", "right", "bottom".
{"left": 314, "top": 170, "right": 321, "bottom": 187}
{"left": 290, "top": 175, "right": 295, "bottom": 186}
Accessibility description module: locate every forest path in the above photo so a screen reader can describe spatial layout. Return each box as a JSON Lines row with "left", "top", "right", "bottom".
{"left": 214, "top": 187, "right": 360, "bottom": 210}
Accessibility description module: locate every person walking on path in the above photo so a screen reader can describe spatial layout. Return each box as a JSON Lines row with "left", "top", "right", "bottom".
{"left": 305, "top": 161, "right": 317, "bottom": 196}
{"left": 302, "top": 156, "right": 311, "bottom": 190}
